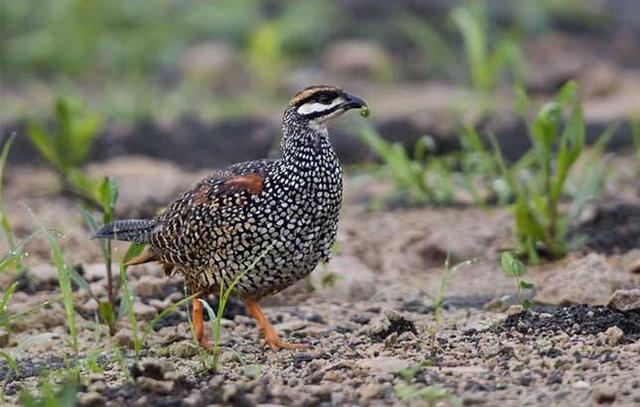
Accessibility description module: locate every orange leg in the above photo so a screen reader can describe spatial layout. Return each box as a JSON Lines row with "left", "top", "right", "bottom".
{"left": 245, "top": 299, "right": 307, "bottom": 351}
{"left": 192, "top": 297, "right": 212, "bottom": 350}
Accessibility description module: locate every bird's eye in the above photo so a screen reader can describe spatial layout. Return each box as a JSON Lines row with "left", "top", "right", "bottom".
{"left": 316, "top": 94, "right": 334, "bottom": 105}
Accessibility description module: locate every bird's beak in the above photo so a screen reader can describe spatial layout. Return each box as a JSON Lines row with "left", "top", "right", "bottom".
{"left": 341, "top": 93, "right": 367, "bottom": 111}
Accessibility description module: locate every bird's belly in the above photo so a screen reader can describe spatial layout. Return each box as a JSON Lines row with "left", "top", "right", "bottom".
{"left": 187, "top": 165, "right": 342, "bottom": 298}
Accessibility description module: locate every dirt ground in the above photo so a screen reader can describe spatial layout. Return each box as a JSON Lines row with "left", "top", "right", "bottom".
{"left": 2, "top": 157, "right": 640, "bottom": 407}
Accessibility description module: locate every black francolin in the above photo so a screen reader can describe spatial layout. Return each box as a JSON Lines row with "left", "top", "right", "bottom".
{"left": 95, "top": 86, "right": 367, "bottom": 350}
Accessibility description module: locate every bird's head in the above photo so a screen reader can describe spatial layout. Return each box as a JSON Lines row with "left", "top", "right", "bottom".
{"left": 285, "top": 85, "right": 368, "bottom": 127}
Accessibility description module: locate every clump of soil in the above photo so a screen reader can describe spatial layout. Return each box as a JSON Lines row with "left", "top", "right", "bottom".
{"left": 499, "top": 305, "right": 640, "bottom": 343}
{"left": 576, "top": 202, "right": 640, "bottom": 255}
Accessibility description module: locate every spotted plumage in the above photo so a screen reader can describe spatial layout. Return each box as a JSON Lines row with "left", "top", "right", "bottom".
{"left": 96, "top": 85, "right": 367, "bottom": 350}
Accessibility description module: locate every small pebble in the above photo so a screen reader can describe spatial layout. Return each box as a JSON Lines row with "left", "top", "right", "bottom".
{"left": 593, "top": 384, "right": 617, "bottom": 404}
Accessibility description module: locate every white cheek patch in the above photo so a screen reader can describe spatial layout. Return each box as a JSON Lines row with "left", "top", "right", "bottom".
{"left": 296, "top": 98, "right": 344, "bottom": 115}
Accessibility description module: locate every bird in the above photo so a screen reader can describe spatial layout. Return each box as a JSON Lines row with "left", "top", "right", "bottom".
{"left": 95, "top": 85, "right": 367, "bottom": 350}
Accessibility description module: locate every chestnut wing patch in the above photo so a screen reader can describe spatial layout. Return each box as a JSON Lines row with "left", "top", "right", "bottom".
{"left": 194, "top": 172, "right": 264, "bottom": 205}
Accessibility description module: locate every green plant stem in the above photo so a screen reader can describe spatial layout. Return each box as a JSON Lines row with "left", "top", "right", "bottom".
{"left": 105, "top": 240, "right": 114, "bottom": 335}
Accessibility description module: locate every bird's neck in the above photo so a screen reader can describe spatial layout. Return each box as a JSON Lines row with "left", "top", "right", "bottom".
{"left": 281, "top": 121, "right": 334, "bottom": 164}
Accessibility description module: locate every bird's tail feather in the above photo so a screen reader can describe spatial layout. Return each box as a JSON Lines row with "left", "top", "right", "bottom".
{"left": 94, "top": 219, "right": 154, "bottom": 243}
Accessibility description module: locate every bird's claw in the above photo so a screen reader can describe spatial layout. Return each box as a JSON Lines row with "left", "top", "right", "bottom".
{"left": 259, "top": 335, "right": 307, "bottom": 351}
{"left": 198, "top": 337, "right": 214, "bottom": 352}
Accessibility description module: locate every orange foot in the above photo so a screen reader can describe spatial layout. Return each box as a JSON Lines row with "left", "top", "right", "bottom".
{"left": 192, "top": 296, "right": 213, "bottom": 351}
{"left": 245, "top": 299, "right": 307, "bottom": 351}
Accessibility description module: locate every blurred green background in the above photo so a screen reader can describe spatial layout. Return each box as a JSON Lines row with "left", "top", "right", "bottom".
{"left": 1, "top": 0, "right": 639, "bottom": 166}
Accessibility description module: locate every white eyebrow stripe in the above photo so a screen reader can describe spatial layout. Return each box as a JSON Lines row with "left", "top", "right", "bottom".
{"left": 296, "top": 98, "right": 343, "bottom": 115}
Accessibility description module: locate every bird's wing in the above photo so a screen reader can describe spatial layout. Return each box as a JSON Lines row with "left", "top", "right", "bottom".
{"left": 148, "top": 159, "right": 275, "bottom": 266}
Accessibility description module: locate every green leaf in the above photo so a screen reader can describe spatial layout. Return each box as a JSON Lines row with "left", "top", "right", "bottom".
{"left": 1, "top": 281, "right": 18, "bottom": 313}
{"left": 123, "top": 242, "right": 145, "bottom": 265}
{"left": 79, "top": 207, "right": 108, "bottom": 260}
{"left": 98, "top": 177, "right": 119, "bottom": 220}
{"left": 243, "top": 364, "right": 262, "bottom": 379}
{"left": 66, "top": 265, "right": 94, "bottom": 299}
{"left": 556, "top": 80, "right": 578, "bottom": 105}
{"left": 98, "top": 301, "right": 116, "bottom": 330}
{"left": 27, "top": 123, "right": 60, "bottom": 171}
{"left": 519, "top": 280, "right": 534, "bottom": 289}
{"left": 500, "top": 252, "right": 526, "bottom": 277}
{"left": 522, "top": 298, "right": 533, "bottom": 310}
{"left": 0, "top": 134, "right": 16, "bottom": 201}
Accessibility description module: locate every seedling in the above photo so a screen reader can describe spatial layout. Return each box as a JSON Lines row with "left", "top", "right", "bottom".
{"left": 196, "top": 247, "right": 272, "bottom": 372}
{"left": 19, "top": 378, "right": 77, "bottom": 407}
{"left": 118, "top": 243, "right": 143, "bottom": 359}
{"left": 432, "top": 255, "right": 476, "bottom": 325}
{"left": 500, "top": 252, "right": 534, "bottom": 309}
{"left": 80, "top": 177, "right": 120, "bottom": 335}
{"left": 359, "top": 124, "right": 454, "bottom": 206}
{"left": 360, "top": 106, "right": 371, "bottom": 118}
{"left": 40, "top": 225, "right": 79, "bottom": 374}
{"left": 451, "top": 0, "right": 525, "bottom": 102}
{"left": 28, "top": 97, "right": 103, "bottom": 208}
{"left": 397, "top": 360, "right": 434, "bottom": 381}
{"left": 395, "top": 384, "right": 453, "bottom": 406}
{"left": 492, "top": 81, "right": 585, "bottom": 262}
{"left": 0, "top": 135, "right": 19, "bottom": 264}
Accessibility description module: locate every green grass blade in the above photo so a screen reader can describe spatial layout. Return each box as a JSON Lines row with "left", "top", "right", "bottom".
{"left": 0, "top": 350, "right": 18, "bottom": 374}
{"left": 118, "top": 258, "right": 139, "bottom": 357}
{"left": 42, "top": 228, "right": 78, "bottom": 361}
{"left": 141, "top": 293, "right": 197, "bottom": 347}
{"left": 0, "top": 133, "right": 17, "bottom": 251}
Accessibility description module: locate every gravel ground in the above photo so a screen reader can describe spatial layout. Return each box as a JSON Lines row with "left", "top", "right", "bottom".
{"left": 2, "top": 163, "right": 640, "bottom": 406}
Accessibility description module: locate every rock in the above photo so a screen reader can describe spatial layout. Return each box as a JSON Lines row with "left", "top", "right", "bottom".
{"left": 356, "top": 357, "right": 410, "bottom": 374}
{"left": 324, "top": 40, "right": 393, "bottom": 82}
{"left": 384, "top": 332, "right": 398, "bottom": 348}
{"left": 274, "top": 320, "right": 309, "bottom": 333}
{"left": 593, "top": 384, "right": 617, "bottom": 404}
{"left": 148, "top": 298, "right": 166, "bottom": 311}
{"left": 351, "top": 314, "right": 371, "bottom": 325}
{"left": 0, "top": 328, "right": 9, "bottom": 347}
{"left": 622, "top": 250, "right": 640, "bottom": 274}
{"left": 87, "top": 381, "right": 107, "bottom": 393}
{"left": 314, "top": 255, "right": 377, "bottom": 302}
{"left": 182, "top": 392, "right": 203, "bottom": 407}
{"left": 167, "top": 340, "right": 198, "bottom": 358}
{"left": 607, "top": 289, "right": 640, "bottom": 311}
{"left": 535, "top": 254, "right": 619, "bottom": 305}
{"left": 578, "top": 63, "right": 620, "bottom": 98}
{"left": 573, "top": 380, "right": 590, "bottom": 390}
{"left": 484, "top": 296, "right": 510, "bottom": 313}
{"left": 82, "top": 263, "right": 111, "bottom": 282}
{"left": 136, "top": 377, "right": 175, "bottom": 394}
{"left": 402, "top": 298, "right": 431, "bottom": 314}
{"left": 463, "top": 395, "right": 488, "bottom": 405}
{"left": 370, "top": 310, "right": 418, "bottom": 342}
{"left": 134, "top": 301, "right": 157, "bottom": 321}
{"left": 77, "top": 391, "right": 106, "bottom": 407}
{"left": 506, "top": 305, "right": 524, "bottom": 316}
{"left": 604, "top": 326, "right": 624, "bottom": 346}
{"left": 135, "top": 275, "right": 167, "bottom": 298}
{"left": 114, "top": 329, "right": 133, "bottom": 349}
{"left": 359, "top": 383, "right": 383, "bottom": 404}
{"left": 322, "top": 370, "right": 343, "bottom": 382}
{"left": 77, "top": 299, "right": 99, "bottom": 314}
{"left": 26, "top": 264, "right": 58, "bottom": 290}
